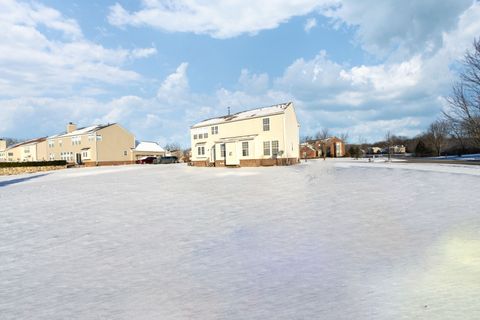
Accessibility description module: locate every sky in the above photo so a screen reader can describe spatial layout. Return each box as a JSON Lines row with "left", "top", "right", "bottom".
{"left": 1, "top": 0, "right": 480, "bottom": 147}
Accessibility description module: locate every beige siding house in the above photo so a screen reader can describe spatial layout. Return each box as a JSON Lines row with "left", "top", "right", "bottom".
{"left": 0, "top": 137, "right": 47, "bottom": 162}
{"left": 190, "top": 102, "right": 300, "bottom": 167}
{"left": 46, "top": 123, "right": 135, "bottom": 166}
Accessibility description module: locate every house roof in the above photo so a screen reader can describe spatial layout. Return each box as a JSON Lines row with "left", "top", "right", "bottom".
{"left": 6, "top": 137, "right": 47, "bottom": 150}
{"left": 306, "top": 136, "right": 344, "bottom": 144}
{"left": 49, "top": 123, "right": 115, "bottom": 139}
{"left": 191, "top": 102, "right": 292, "bottom": 128}
{"left": 134, "top": 141, "right": 165, "bottom": 152}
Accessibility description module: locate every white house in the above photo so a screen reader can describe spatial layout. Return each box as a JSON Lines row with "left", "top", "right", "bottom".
{"left": 190, "top": 102, "right": 300, "bottom": 167}
{"left": 132, "top": 141, "right": 166, "bottom": 160}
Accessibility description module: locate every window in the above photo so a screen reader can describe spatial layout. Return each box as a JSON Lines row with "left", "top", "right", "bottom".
{"left": 220, "top": 144, "right": 226, "bottom": 157}
{"left": 263, "top": 118, "right": 270, "bottom": 131}
{"left": 242, "top": 142, "right": 249, "bottom": 157}
{"left": 96, "top": 135, "right": 102, "bottom": 141}
{"left": 123, "top": 150, "right": 128, "bottom": 156}
{"left": 59, "top": 139, "right": 62, "bottom": 147}
{"left": 24, "top": 147, "right": 30, "bottom": 154}
{"left": 211, "top": 126, "right": 218, "bottom": 135}
{"left": 88, "top": 135, "right": 95, "bottom": 142}
{"left": 263, "top": 141, "right": 271, "bottom": 156}
{"left": 199, "top": 133, "right": 203, "bottom": 139}
{"left": 49, "top": 153, "right": 55, "bottom": 160}
{"left": 8, "top": 152, "right": 13, "bottom": 157}
{"left": 71, "top": 136, "right": 81, "bottom": 145}
{"left": 48, "top": 140, "right": 54, "bottom": 148}
{"left": 194, "top": 134, "right": 198, "bottom": 140}
{"left": 197, "top": 146, "right": 205, "bottom": 156}
{"left": 204, "top": 133, "right": 208, "bottom": 138}
{"left": 272, "top": 140, "right": 279, "bottom": 156}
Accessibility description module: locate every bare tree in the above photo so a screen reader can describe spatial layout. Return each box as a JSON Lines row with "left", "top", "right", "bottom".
{"left": 444, "top": 38, "right": 480, "bottom": 147}
{"left": 446, "top": 118, "right": 468, "bottom": 154}
{"left": 339, "top": 131, "right": 349, "bottom": 144}
{"left": 385, "top": 131, "right": 393, "bottom": 161}
{"left": 300, "top": 135, "right": 313, "bottom": 143}
{"left": 315, "top": 128, "right": 330, "bottom": 140}
{"left": 164, "top": 143, "right": 181, "bottom": 151}
{"left": 426, "top": 120, "right": 449, "bottom": 156}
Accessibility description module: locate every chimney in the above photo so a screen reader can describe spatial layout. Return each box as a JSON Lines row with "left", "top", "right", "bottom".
{"left": 0, "top": 139, "right": 6, "bottom": 151}
{"left": 67, "top": 122, "right": 77, "bottom": 133}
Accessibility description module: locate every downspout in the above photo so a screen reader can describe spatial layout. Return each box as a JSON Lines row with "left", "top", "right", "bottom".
{"left": 282, "top": 107, "right": 287, "bottom": 163}
{"left": 95, "top": 132, "right": 98, "bottom": 166}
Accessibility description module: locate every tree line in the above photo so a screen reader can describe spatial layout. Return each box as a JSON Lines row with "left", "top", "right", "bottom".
{"left": 304, "top": 39, "right": 480, "bottom": 158}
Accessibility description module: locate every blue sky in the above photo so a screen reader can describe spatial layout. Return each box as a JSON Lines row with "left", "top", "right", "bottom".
{"left": 1, "top": 0, "right": 480, "bottom": 147}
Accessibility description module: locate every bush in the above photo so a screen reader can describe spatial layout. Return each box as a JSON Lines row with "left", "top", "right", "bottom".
{"left": 0, "top": 160, "right": 67, "bottom": 168}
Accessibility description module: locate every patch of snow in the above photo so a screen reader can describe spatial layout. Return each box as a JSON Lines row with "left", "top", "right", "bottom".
{"left": 1, "top": 160, "right": 479, "bottom": 319}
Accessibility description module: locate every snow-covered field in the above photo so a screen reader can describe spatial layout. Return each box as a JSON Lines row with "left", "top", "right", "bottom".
{"left": 1, "top": 159, "right": 479, "bottom": 320}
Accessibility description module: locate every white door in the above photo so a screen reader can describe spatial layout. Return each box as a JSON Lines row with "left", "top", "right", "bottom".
{"left": 225, "top": 142, "right": 239, "bottom": 165}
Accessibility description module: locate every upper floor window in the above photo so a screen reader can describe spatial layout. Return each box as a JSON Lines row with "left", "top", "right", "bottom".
{"left": 193, "top": 134, "right": 198, "bottom": 140}
{"left": 199, "top": 133, "right": 203, "bottom": 139}
{"left": 71, "top": 136, "right": 81, "bottom": 145}
{"left": 211, "top": 126, "right": 218, "bottom": 135}
{"left": 263, "top": 118, "right": 270, "bottom": 131}
{"left": 48, "top": 140, "right": 55, "bottom": 148}
{"left": 242, "top": 142, "right": 249, "bottom": 157}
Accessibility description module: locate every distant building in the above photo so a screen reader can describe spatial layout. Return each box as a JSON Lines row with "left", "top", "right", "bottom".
{"left": 132, "top": 141, "right": 165, "bottom": 160}
{"left": 390, "top": 145, "right": 406, "bottom": 154}
{"left": 299, "top": 143, "right": 318, "bottom": 159}
{"left": 368, "top": 147, "right": 383, "bottom": 154}
{"left": 0, "top": 137, "right": 47, "bottom": 162}
{"left": 302, "top": 136, "right": 345, "bottom": 158}
{"left": 190, "top": 102, "right": 300, "bottom": 167}
{"left": 46, "top": 123, "right": 135, "bottom": 166}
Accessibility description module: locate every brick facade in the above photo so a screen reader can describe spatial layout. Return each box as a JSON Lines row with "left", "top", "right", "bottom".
{"left": 191, "top": 158, "right": 299, "bottom": 167}
{"left": 84, "top": 161, "right": 135, "bottom": 167}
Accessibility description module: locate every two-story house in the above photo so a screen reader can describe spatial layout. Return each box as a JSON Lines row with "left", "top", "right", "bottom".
{"left": 190, "top": 102, "right": 300, "bottom": 167}
{"left": 46, "top": 122, "right": 135, "bottom": 166}
{"left": 0, "top": 137, "right": 47, "bottom": 162}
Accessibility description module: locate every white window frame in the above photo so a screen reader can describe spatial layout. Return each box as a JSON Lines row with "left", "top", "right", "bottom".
{"left": 263, "top": 118, "right": 270, "bottom": 131}
{"left": 220, "top": 144, "right": 226, "bottom": 158}
{"left": 263, "top": 141, "right": 271, "bottom": 156}
{"left": 242, "top": 142, "right": 249, "bottom": 157}
{"left": 272, "top": 140, "right": 279, "bottom": 156}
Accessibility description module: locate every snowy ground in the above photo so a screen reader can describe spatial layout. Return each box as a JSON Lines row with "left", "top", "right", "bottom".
{"left": 1, "top": 159, "right": 479, "bottom": 320}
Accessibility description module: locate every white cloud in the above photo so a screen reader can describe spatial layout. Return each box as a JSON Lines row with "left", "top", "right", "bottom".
{"left": 108, "top": 0, "right": 336, "bottom": 38}
{"left": 304, "top": 18, "right": 317, "bottom": 32}
{"left": 0, "top": 0, "right": 157, "bottom": 97}
{"left": 4, "top": 0, "right": 480, "bottom": 146}
{"left": 130, "top": 47, "right": 158, "bottom": 59}
{"left": 324, "top": 0, "right": 473, "bottom": 58}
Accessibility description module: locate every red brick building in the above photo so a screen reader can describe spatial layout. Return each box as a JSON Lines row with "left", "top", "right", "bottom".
{"left": 300, "top": 137, "right": 346, "bottom": 159}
